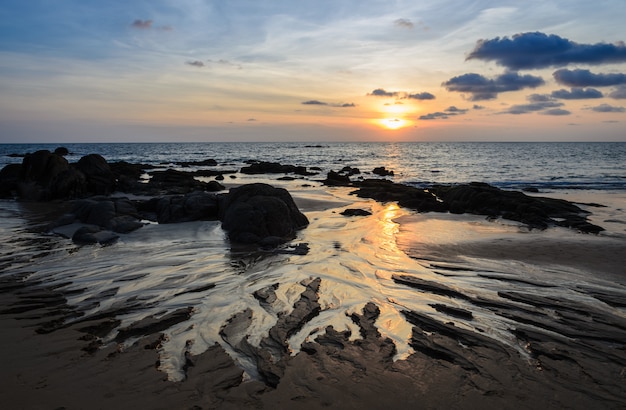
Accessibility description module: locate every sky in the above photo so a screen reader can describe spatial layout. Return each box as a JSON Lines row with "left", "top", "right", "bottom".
{"left": 1, "top": 0, "right": 625, "bottom": 143}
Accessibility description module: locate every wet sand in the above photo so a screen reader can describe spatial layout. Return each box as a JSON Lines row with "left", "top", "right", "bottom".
{"left": 1, "top": 187, "right": 626, "bottom": 409}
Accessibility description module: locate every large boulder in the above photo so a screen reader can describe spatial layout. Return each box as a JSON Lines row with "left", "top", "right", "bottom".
{"left": 155, "top": 191, "right": 219, "bottom": 223}
{"left": 0, "top": 163, "right": 22, "bottom": 198}
{"left": 18, "top": 150, "right": 71, "bottom": 200}
{"left": 75, "top": 154, "right": 116, "bottom": 195}
{"left": 219, "top": 183, "right": 309, "bottom": 244}
{"left": 147, "top": 169, "right": 224, "bottom": 195}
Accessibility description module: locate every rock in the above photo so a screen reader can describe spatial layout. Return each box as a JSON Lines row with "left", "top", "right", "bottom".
{"left": 340, "top": 208, "right": 372, "bottom": 217}
{"left": 0, "top": 163, "right": 22, "bottom": 198}
{"left": 323, "top": 170, "right": 351, "bottom": 186}
{"left": 49, "top": 168, "right": 86, "bottom": 199}
{"left": 156, "top": 191, "right": 219, "bottom": 224}
{"left": 72, "top": 225, "right": 119, "bottom": 245}
{"left": 75, "top": 154, "right": 116, "bottom": 195}
{"left": 54, "top": 147, "right": 70, "bottom": 156}
{"left": 432, "top": 182, "right": 604, "bottom": 233}
{"left": 219, "top": 183, "right": 309, "bottom": 244}
{"left": 339, "top": 166, "right": 361, "bottom": 176}
{"left": 373, "top": 166, "right": 394, "bottom": 176}
{"left": 18, "top": 150, "right": 70, "bottom": 200}
{"left": 63, "top": 197, "right": 143, "bottom": 233}
{"left": 148, "top": 169, "right": 224, "bottom": 194}
{"left": 240, "top": 161, "right": 315, "bottom": 176}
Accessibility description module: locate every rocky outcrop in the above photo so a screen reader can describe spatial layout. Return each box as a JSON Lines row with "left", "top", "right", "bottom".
{"left": 75, "top": 154, "right": 116, "bottom": 195}
{"left": 154, "top": 191, "right": 219, "bottom": 224}
{"left": 240, "top": 161, "right": 316, "bottom": 176}
{"left": 219, "top": 183, "right": 309, "bottom": 244}
{"left": 324, "top": 172, "right": 603, "bottom": 233}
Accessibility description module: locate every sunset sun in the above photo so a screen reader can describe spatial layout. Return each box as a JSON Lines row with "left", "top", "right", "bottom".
{"left": 380, "top": 117, "right": 408, "bottom": 130}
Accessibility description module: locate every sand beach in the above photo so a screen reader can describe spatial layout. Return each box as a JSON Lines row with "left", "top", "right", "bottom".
{"left": 1, "top": 178, "right": 625, "bottom": 409}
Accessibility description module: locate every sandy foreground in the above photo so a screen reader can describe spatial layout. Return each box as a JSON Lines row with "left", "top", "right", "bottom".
{"left": 1, "top": 188, "right": 626, "bottom": 409}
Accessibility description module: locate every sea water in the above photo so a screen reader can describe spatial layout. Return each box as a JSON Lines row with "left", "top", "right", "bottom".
{"left": 1, "top": 141, "right": 625, "bottom": 191}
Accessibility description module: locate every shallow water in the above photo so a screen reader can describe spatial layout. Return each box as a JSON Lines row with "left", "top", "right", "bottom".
{"left": 2, "top": 183, "right": 625, "bottom": 382}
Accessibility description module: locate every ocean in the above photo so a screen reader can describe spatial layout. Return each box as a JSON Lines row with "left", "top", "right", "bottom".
{"left": 1, "top": 141, "right": 625, "bottom": 191}
{"left": 1, "top": 141, "right": 626, "bottom": 384}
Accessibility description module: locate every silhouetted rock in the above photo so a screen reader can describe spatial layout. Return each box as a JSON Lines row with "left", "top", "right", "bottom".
{"left": 240, "top": 161, "right": 316, "bottom": 176}
{"left": 0, "top": 163, "right": 22, "bottom": 198}
{"left": 156, "top": 191, "right": 219, "bottom": 223}
{"left": 148, "top": 169, "right": 224, "bottom": 195}
{"left": 323, "top": 170, "right": 351, "bottom": 186}
{"left": 72, "top": 225, "right": 119, "bottom": 245}
{"left": 340, "top": 166, "right": 361, "bottom": 176}
{"left": 75, "top": 154, "right": 116, "bottom": 195}
{"left": 18, "top": 150, "right": 71, "bottom": 200}
{"left": 54, "top": 147, "right": 70, "bottom": 156}
{"left": 372, "top": 166, "right": 394, "bottom": 176}
{"left": 219, "top": 183, "right": 309, "bottom": 244}
{"left": 340, "top": 208, "right": 372, "bottom": 217}
{"left": 431, "top": 182, "right": 604, "bottom": 233}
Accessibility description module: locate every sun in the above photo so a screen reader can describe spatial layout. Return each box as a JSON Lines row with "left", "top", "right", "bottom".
{"left": 380, "top": 117, "right": 408, "bottom": 130}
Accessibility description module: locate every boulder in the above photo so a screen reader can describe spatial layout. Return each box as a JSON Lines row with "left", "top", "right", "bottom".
{"left": 147, "top": 169, "right": 224, "bottom": 194}
{"left": 0, "top": 163, "right": 22, "bottom": 198}
{"left": 75, "top": 154, "right": 116, "bottom": 195}
{"left": 240, "top": 161, "right": 315, "bottom": 176}
{"left": 340, "top": 208, "right": 372, "bottom": 217}
{"left": 323, "top": 170, "right": 351, "bottom": 186}
{"left": 18, "top": 150, "right": 70, "bottom": 200}
{"left": 372, "top": 166, "right": 394, "bottom": 176}
{"left": 65, "top": 197, "right": 143, "bottom": 233}
{"left": 155, "top": 191, "right": 219, "bottom": 224}
{"left": 219, "top": 183, "right": 309, "bottom": 244}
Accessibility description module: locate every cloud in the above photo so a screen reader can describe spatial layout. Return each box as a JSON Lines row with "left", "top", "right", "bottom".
{"left": 368, "top": 88, "right": 400, "bottom": 97}
{"left": 131, "top": 19, "right": 153, "bottom": 29}
{"left": 407, "top": 92, "right": 435, "bottom": 100}
{"left": 551, "top": 88, "right": 603, "bottom": 99}
{"left": 419, "top": 106, "right": 469, "bottom": 120}
{"left": 553, "top": 69, "right": 626, "bottom": 87}
{"left": 247, "top": 118, "right": 257, "bottom": 122}
{"left": 394, "top": 19, "right": 414, "bottom": 29}
{"left": 369, "top": 89, "right": 436, "bottom": 100}
{"left": 443, "top": 71, "right": 544, "bottom": 101}
{"left": 445, "top": 106, "right": 468, "bottom": 113}
{"left": 466, "top": 32, "right": 626, "bottom": 70}
{"left": 186, "top": 60, "right": 205, "bottom": 68}
{"left": 589, "top": 104, "right": 625, "bottom": 113}
{"left": 301, "top": 100, "right": 355, "bottom": 107}
{"left": 501, "top": 95, "right": 564, "bottom": 115}
{"left": 302, "top": 100, "right": 327, "bottom": 105}
{"left": 472, "top": 104, "right": 485, "bottom": 110}
{"left": 542, "top": 108, "right": 571, "bottom": 116}
{"left": 609, "top": 85, "right": 626, "bottom": 99}
{"left": 130, "top": 19, "right": 172, "bottom": 31}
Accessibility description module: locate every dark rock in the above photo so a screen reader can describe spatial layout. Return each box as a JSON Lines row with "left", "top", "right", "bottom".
{"left": 340, "top": 208, "right": 372, "bottom": 217}
{"left": 522, "top": 187, "right": 539, "bottom": 193}
{"left": 72, "top": 225, "right": 119, "bottom": 245}
{"left": 175, "top": 158, "right": 217, "bottom": 167}
{"left": 240, "top": 161, "right": 315, "bottom": 176}
{"left": 0, "top": 163, "right": 22, "bottom": 198}
{"left": 18, "top": 150, "right": 70, "bottom": 200}
{"left": 75, "top": 154, "right": 116, "bottom": 195}
{"left": 156, "top": 191, "right": 219, "bottom": 224}
{"left": 339, "top": 166, "right": 361, "bottom": 176}
{"left": 372, "top": 166, "right": 394, "bottom": 176}
{"left": 323, "top": 170, "right": 351, "bottom": 186}
{"left": 64, "top": 197, "right": 143, "bottom": 233}
{"left": 49, "top": 167, "right": 86, "bottom": 199}
{"left": 54, "top": 147, "right": 70, "bottom": 156}
{"left": 219, "top": 183, "right": 309, "bottom": 244}
{"left": 147, "top": 169, "right": 224, "bottom": 195}
{"left": 432, "top": 182, "right": 604, "bottom": 233}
